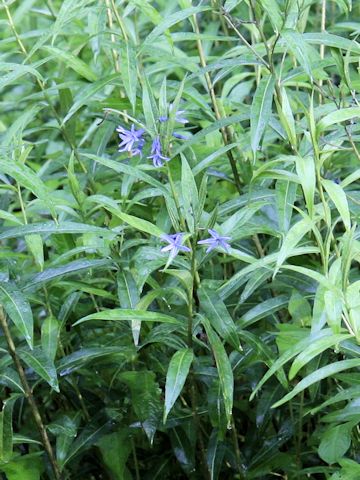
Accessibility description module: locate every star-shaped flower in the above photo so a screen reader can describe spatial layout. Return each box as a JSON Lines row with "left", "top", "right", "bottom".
{"left": 116, "top": 124, "right": 145, "bottom": 156}
{"left": 161, "top": 233, "right": 191, "bottom": 260}
{"left": 197, "top": 229, "right": 231, "bottom": 253}
{"left": 159, "top": 104, "right": 188, "bottom": 124}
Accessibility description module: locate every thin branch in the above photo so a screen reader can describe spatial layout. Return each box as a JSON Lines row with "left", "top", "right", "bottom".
{"left": 0, "top": 308, "right": 61, "bottom": 480}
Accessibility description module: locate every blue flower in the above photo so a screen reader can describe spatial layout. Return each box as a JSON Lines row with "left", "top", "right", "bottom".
{"left": 148, "top": 137, "right": 169, "bottom": 167}
{"left": 116, "top": 124, "right": 145, "bottom": 156}
{"left": 159, "top": 104, "right": 188, "bottom": 124}
{"left": 161, "top": 233, "right": 191, "bottom": 260}
{"left": 172, "top": 132, "right": 187, "bottom": 140}
{"left": 197, "top": 229, "right": 231, "bottom": 253}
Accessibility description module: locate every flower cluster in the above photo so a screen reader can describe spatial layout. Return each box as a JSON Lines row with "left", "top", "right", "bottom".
{"left": 116, "top": 105, "right": 188, "bottom": 165}
{"left": 160, "top": 229, "right": 231, "bottom": 260}
{"left": 148, "top": 137, "right": 169, "bottom": 168}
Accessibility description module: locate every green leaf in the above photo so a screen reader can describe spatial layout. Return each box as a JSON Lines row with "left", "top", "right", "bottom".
{"left": 0, "top": 63, "right": 43, "bottom": 91}
{"left": 164, "top": 348, "right": 193, "bottom": 422}
{"left": 181, "top": 155, "right": 198, "bottom": 232}
{"left": 250, "top": 75, "right": 275, "bottom": 157}
{"left": 303, "top": 32, "right": 360, "bottom": 55}
{"left": 141, "top": 6, "right": 210, "bottom": 49}
{"left": 0, "top": 452, "right": 44, "bottom": 480}
{"left": 198, "top": 286, "right": 240, "bottom": 350}
{"left": 142, "top": 75, "right": 159, "bottom": 135}
{"left": 324, "top": 289, "right": 343, "bottom": 334}
{"left": 74, "top": 309, "right": 181, "bottom": 326}
{"left": 18, "top": 346, "right": 59, "bottom": 392}
{"left": 117, "top": 270, "right": 141, "bottom": 345}
{"left": 0, "top": 157, "right": 56, "bottom": 220}
{"left": 0, "top": 222, "right": 116, "bottom": 241}
{"left": 282, "top": 29, "right": 320, "bottom": 80}
{"left": 207, "top": 429, "right": 226, "bottom": 480}
{"left": 0, "top": 394, "right": 21, "bottom": 463}
{"left": 57, "top": 347, "right": 134, "bottom": 376}
{"left": 317, "top": 107, "right": 360, "bottom": 134}
{"left": 295, "top": 156, "right": 315, "bottom": 218}
{"left": 119, "top": 370, "right": 161, "bottom": 443}
{"left": 272, "top": 359, "right": 360, "bottom": 408}
{"left": 0, "top": 282, "right": 33, "bottom": 349}
{"left": 23, "top": 259, "right": 112, "bottom": 291}
{"left": 258, "top": 0, "right": 283, "bottom": 33}
{"left": 275, "top": 180, "right": 297, "bottom": 233}
{"left": 25, "top": 234, "right": 44, "bottom": 271}
{"left": 62, "top": 73, "right": 120, "bottom": 124}
{"left": 250, "top": 329, "right": 333, "bottom": 400}
{"left": 62, "top": 417, "right": 113, "bottom": 466}
{"left": 322, "top": 179, "right": 351, "bottom": 230}
{"left": 83, "top": 155, "right": 167, "bottom": 192}
{"left": 41, "top": 316, "right": 59, "bottom": 362}
{"left": 274, "top": 217, "right": 314, "bottom": 275}
{"left": 120, "top": 41, "right": 137, "bottom": 112}
{"left": 42, "top": 46, "right": 97, "bottom": 82}
{"left": 97, "top": 430, "right": 132, "bottom": 480}
{"left": 201, "top": 316, "right": 233, "bottom": 426}
{"left": 318, "top": 423, "right": 352, "bottom": 464}
{"left": 289, "top": 333, "right": 351, "bottom": 379}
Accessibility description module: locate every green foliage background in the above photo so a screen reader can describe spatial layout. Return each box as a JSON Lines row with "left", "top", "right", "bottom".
{"left": 1, "top": 0, "right": 360, "bottom": 478}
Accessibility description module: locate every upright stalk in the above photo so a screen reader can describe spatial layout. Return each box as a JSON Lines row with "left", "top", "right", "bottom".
{"left": 186, "top": 237, "right": 210, "bottom": 479}
{"left": 0, "top": 308, "right": 61, "bottom": 480}
{"left": 192, "top": 13, "right": 242, "bottom": 192}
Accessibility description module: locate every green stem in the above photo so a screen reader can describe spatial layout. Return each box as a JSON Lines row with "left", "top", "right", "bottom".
{"left": 186, "top": 237, "right": 210, "bottom": 479}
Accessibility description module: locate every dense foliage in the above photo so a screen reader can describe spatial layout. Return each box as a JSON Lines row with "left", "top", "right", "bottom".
{"left": 1, "top": 0, "right": 360, "bottom": 478}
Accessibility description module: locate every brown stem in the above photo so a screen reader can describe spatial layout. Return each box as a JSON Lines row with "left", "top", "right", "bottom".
{"left": 0, "top": 308, "right": 61, "bottom": 480}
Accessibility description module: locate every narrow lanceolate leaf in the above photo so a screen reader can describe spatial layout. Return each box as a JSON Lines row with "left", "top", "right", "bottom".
{"left": 322, "top": 179, "right": 351, "bottom": 230}
{"left": 41, "top": 316, "right": 59, "bottom": 362}
{"left": 120, "top": 41, "right": 137, "bottom": 112}
{"left": 289, "top": 333, "right": 351, "bottom": 380}
{"left": 295, "top": 156, "right": 315, "bottom": 218}
{"left": 250, "top": 75, "right": 275, "bottom": 157}
{"left": 0, "top": 282, "right": 33, "bottom": 349}
{"left": 259, "top": 0, "right": 283, "bottom": 33}
{"left": 181, "top": 155, "right": 198, "bottom": 232}
{"left": 282, "top": 30, "right": 319, "bottom": 80}
{"left": 198, "top": 286, "right": 240, "bottom": 350}
{"left": 201, "top": 316, "right": 233, "bottom": 426}
{"left": 207, "top": 429, "right": 226, "bottom": 480}
{"left": 23, "top": 259, "right": 112, "bottom": 291}
{"left": 274, "top": 217, "right": 314, "bottom": 276}
{"left": 42, "top": 46, "right": 97, "bottom": 82}
{"left": 317, "top": 107, "right": 360, "bottom": 134}
{"left": 62, "top": 73, "right": 120, "bottom": 124}
{"left": 18, "top": 346, "right": 59, "bottom": 392}
{"left": 141, "top": 6, "right": 211, "bottom": 49}
{"left": 142, "top": 76, "right": 159, "bottom": 135}
{"left": 164, "top": 348, "right": 193, "bottom": 422}
{"left": 117, "top": 270, "right": 141, "bottom": 345}
{"left": 0, "top": 158, "right": 56, "bottom": 220}
{"left": 0, "top": 222, "right": 116, "bottom": 241}
{"left": 74, "top": 309, "right": 181, "bottom": 326}
{"left": 272, "top": 359, "right": 360, "bottom": 408}
{"left": 0, "top": 394, "right": 21, "bottom": 463}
